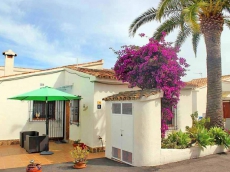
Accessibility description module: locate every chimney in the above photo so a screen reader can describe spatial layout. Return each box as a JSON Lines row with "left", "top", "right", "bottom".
{"left": 2, "top": 49, "right": 17, "bottom": 76}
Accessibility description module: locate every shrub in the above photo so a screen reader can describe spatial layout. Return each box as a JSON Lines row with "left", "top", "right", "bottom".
{"left": 162, "top": 130, "right": 191, "bottom": 149}
{"left": 209, "top": 127, "right": 230, "bottom": 148}
{"left": 186, "top": 111, "right": 211, "bottom": 147}
{"left": 193, "top": 128, "right": 214, "bottom": 149}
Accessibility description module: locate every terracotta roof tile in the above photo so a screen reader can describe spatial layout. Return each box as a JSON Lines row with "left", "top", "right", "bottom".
{"left": 66, "top": 66, "right": 117, "bottom": 80}
{"left": 185, "top": 82, "right": 197, "bottom": 87}
{"left": 186, "top": 75, "right": 230, "bottom": 88}
{"left": 103, "top": 89, "right": 160, "bottom": 101}
{"left": 68, "top": 59, "right": 103, "bottom": 67}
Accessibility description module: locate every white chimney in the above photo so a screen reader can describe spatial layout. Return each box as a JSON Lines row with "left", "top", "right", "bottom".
{"left": 2, "top": 49, "right": 17, "bottom": 76}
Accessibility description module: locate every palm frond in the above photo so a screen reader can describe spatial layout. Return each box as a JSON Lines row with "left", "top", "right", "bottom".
{"left": 157, "top": 0, "right": 183, "bottom": 20}
{"left": 129, "top": 7, "right": 157, "bottom": 37}
{"left": 156, "top": 0, "right": 174, "bottom": 20}
{"left": 192, "top": 32, "right": 201, "bottom": 56}
{"left": 183, "top": 2, "right": 207, "bottom": 32}
{"left": 224, "top": 19, "right": 230, "bottom": 29}
{"left": 153, "top": 14, "right": 183, "bottom": 40}
{"left": 175, "top": 24, "right": 191, "bottom": 48}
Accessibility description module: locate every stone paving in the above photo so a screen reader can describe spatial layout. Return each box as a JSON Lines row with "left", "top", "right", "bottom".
{"left": 0, "top": 141, "right": 104, "bottom": 170}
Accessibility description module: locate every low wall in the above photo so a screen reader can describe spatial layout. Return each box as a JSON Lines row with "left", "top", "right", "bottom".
{"left": 160, "top": 145, "right": 226, "bottom": 165}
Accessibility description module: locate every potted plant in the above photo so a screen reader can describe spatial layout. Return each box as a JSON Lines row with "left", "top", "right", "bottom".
{"left": 70, "top": 144, "right": 89, "bottom": 169}
{"left": 26, "top": 160, "right": 42, "bottom": 172}
{"left": 72, "top": 139, "right": 82, "bottom": 147}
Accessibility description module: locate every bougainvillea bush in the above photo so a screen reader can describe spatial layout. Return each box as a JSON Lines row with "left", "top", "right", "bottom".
{"left": 114, "top": 33, "right": 189, "bottom": 137}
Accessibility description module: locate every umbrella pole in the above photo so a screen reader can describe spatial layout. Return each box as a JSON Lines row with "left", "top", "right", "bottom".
{"left": 46, "top": 101, "right": 49, "bottom": 136}
{"left": 40, "top": 99, "right": 54, "bottom": 155}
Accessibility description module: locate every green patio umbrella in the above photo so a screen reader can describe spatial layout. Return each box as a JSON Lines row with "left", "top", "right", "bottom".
{"left": 8, "top": 86, "right": 81, "bottom": 155}
{"left": 8, "top": 86, "right": 80, "bottom": 101}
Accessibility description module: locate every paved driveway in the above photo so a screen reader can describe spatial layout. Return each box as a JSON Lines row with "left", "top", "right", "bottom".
{"left": 1, "top": 152, "right": 230, "bottom": 172}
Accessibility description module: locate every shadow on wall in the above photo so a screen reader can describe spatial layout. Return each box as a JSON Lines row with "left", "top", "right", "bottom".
{"left": 94, "top": 106, "right": 106, "bottom": 149}
{"left": 180, "top": 90, "right": 192, "bottom": 97}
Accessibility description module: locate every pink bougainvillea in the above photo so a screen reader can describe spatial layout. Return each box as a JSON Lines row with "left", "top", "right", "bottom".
{"left": 114, "top": 33, "right": 189, "bottom": 137}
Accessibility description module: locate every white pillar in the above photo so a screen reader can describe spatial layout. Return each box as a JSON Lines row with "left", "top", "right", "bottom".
{"left": 133, "top": 98, "right": 162, "bottom": 166}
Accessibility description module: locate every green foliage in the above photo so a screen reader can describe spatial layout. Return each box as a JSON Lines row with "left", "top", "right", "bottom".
{"left": 162, "top": 112, "right": 230, "bottom": 149}
{"left": 185, "top": 111, "right": 210, "bottom": 146}
{"left": 193, "top": 128, "right": 214, "bottom": 149}
{"left": 209, "top": 127, "right": 230, "bottom": 148}
{"left": 185, "top": 111, "right": 213, "bottom": 148}
{"left": 162, "top": 130, "right": 191, "bottom": 149}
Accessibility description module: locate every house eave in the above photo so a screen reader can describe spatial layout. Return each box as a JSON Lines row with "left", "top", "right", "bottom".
{"left": 91, "top": 78, "right": 128, "bottom": 85}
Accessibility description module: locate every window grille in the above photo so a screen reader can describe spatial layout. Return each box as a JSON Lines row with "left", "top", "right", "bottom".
{"left": 29, "top": 101, "right": 55, "bottom": 121}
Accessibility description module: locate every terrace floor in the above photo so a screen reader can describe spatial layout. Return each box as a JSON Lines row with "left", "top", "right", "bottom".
{"left": 0, "top": 141, "right": 105, "bottom": 170}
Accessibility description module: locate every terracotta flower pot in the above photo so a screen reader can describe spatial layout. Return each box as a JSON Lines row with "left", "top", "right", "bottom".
{"left": 26, "top": 163, "right": 42, "bottom": 172}
{"left": 73, "top": 162, "right": 87, "bottom": 169}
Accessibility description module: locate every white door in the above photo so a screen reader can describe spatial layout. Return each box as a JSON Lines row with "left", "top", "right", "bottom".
{"left": 111, "top": 103, "right": 133, "bottom": 164}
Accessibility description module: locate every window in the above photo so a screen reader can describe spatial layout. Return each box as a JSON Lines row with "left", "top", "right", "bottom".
{"left": 32, "top": 101, "right": 55, "bottom": 120}
{"left": 71, "top": 100, "right": 80, "bottom": 123}
{"left": 112, "top": 103, "right": 132, "bottom": 115}
{"left": 112, "top": 103, "right": 121, "bottom": 114}
{"left": 164, "top": 107, "right": 177, "bottom": 130}
{"left": 122, "top": 103, "right": 132, "bottom": 115}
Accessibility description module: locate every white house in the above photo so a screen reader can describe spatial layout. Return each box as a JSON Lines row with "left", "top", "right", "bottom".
{"left": 159, "top": 76, "right": 230, "bottom": 133}
{"left": 185, "top": 77, "right": 230, "bottom": 129}
{"left": 1, "top": 49, "right": 230, "bottom": 154}
{"left": 0, "top": 50, "right": 139, "bottom": 151}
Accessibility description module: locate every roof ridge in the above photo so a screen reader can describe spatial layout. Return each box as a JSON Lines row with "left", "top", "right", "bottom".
{"left": 65, "top": 59, "right": 103, "bottom": 67}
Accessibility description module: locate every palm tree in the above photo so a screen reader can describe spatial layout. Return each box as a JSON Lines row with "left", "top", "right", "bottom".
{"left": 129, "top": 0, "right": 230, "bottom": 128}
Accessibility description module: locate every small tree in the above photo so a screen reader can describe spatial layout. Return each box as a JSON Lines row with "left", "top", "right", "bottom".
{"left": 114, "top": 33, "right": 189, "bottom": 137}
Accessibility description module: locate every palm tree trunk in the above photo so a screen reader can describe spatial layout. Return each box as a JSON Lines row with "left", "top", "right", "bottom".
{"left": 203, "top": 30, "right": 223, "bottom": 128}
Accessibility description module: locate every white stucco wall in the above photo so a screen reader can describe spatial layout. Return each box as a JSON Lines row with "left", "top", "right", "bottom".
{"left": 176, "top": 89, "right": 195, "bottom": 131}
{"left": 195, "top": 81, "right": 230, "bottom": 130}
{"left": 62, "top": 69, "right": 138, "bottom": 148}
{"left": 222, "top": 82, "right": 230, "bottom": 92}
{"left": 93, "top": 82, "right": 139, "bottom": 148}
{"left": 160, "top": 145, "right": 226, "bottom": 165}
{"left": 105, "top": 97, "right": 162, "bottom": 166}
{"left": 64, "top": 70, "right": 95, "bottom": 147}
{"left": 0, "top": 70, "right": 65, "bottom": 140}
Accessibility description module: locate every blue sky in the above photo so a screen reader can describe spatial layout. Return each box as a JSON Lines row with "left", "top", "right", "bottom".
{"left": 0, "top": 0, "right": 230, "bottom": 81}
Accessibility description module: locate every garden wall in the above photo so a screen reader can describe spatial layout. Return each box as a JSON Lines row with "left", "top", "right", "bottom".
{"left": 159, "top": 145, "right": 226, "bottom": 165}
